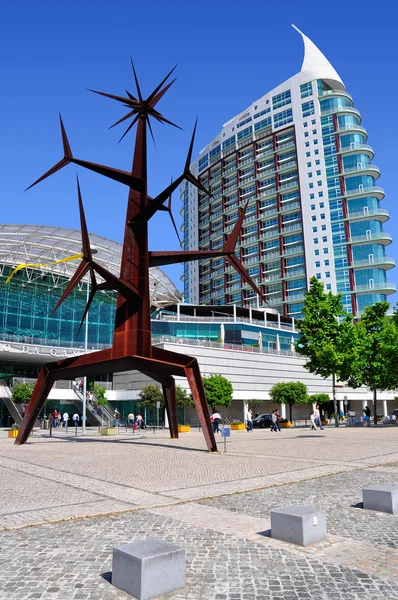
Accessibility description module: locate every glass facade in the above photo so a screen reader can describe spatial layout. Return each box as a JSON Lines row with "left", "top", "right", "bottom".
{"left": 0, "top": 266, "right": 116, "bottom": 348}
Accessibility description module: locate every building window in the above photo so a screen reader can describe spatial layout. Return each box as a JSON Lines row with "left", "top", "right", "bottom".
{"left": 307, "top": 162, "right": 311, "bottom": 167}
{"left": 319, "top": 191, "right": 324, "bottom": 197}
{"left": 315, "top": 261, "right": 320, "bottom": 267}
{"left": 272, "top": 90, "right": 291, "bottom": 110}
{"left": 315, "top": 160, "right": 320, "bottom": 165}
{"left": 324, "top": 260, "right": 330, "bottom": 266}
{"left": 324, "top": 248, "right": 329, "bottom": 254}
{"left": 314, "top": 149, "right": 319, "bottom": 155}
{"left": 326, "top": 284, "right": 331, "bottom": 290}
{"left": 314, "top": 238, "right": 319, "bottom": 244}
{"left": 309, "top": 183, "right": 314, "bottom": 188}
{"left": 311, "top": 204, "right": 316, "bottom": 210}
{"left": 304, "top": 132, "right": 309, "bottom": 138}
{"left": 314, "top": 139, "right": 318, "bottom": 145}
{"left": 322, "top": 236, "right": 327, "bottom": 242}
{"left": 312, "top": 129, "right": 317, "bottom": 135}
{"left": 319, "top": 202, "right": 324, "bottom": 208}
{"left": 308, "top": 172, "right": 313, "bottom": 178}
{"left": 312, "top": 216, "right": 316, "bottom": 222}
{"left": 300, "top": 82, "right": 313, "bottom": 98}
{"left": 316, "top": 273, "right": 321, "bottom": 280}
{"left": 305, "top": 142, "right": 310, "bottom": 147}
{"left": 316, "top": 170, "right": 321, "bottom": 176}
{"left": 304, "top": 122, "right": 308, "bottom": 128}
{"left": 317, "top": 180, "right": 322, "bottom": 186}
{"left": 312, "top": 227, "right": 318, "bottom": 233}
{"left": 311, "top": 119, "right": 316, "bottom": 125}
{"left": 321, "top": 225, "right": 326, "bottom": 231}
{"left": 310, "top": 194, "right": 315, "bottom": 199}
{"left": 325, "top": 271, "right": 331, "bottom": 278}
{"left": 302, "top": 100, "right": 315, "bottom": 118}
{"left": 306, "top": 152, "right": 310, "bottom": 157}
{"left": 273, "top": 108, "right": 293, "bottom": 128}
{"left": 320, "top": 213, "right": 325, "bottom": 219}
{"left": 314, "top": 249, "right": 320, "bottom": 256}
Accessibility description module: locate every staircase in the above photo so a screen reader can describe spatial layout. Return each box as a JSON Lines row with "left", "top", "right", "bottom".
{"left": 0, "top": 380, "right": 23, "bottom": 426}
{"left": 72, "top": 388, "right": 105, "bottom": 426}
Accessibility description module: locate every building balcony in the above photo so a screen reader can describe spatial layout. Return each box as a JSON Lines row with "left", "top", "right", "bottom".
{"left": 258, "top": 187, "right": 277, "bottom": 199}
{"left": 353, "top": 281, "right": 396, "bottom": 295}
{"left": 342, "top": 163, "right": 380, "bottom": 179}
{"left": 282, "top": 222, "right": 302, "bottom": 234}
{"left": 284, "top": 267, "right": 306, "bottom": 279}
{"left": 278, "top": 160, "right": 297, "bottom": 173}
{"left": 259, "top": 228, "right": 280, "bottom": 242}
{"left": 278, "top": 180, "right": 299, "bottom": 192}
{"left": 281, "top": 200, "right": 301, "bottom": 213}
{"left": 338, "top": 143, "right": 374, "bottom": 159}
{"left": 337, "top": 123, "right": 368, "bottom": 137}
{"left": 350, "top": 256, "right": 395, "bottom": 270}
{"left": 349, "top": 232, "right": 392, "bottom": 246}
{"left": 321, "top": 106, "right": 361, "bottom": 120}
{"left": 345, "top": 185, "right": 384, "bottom": 200}
{"left": 281, "top": 245, "right": 304, "bottom": 257}
{"left": 346, "top": 208, "right": 389, "bottom": 223}
{"left": 320, "top": 89, "right": 353, "bottom": 102}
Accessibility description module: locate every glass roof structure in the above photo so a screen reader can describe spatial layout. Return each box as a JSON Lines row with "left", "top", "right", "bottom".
{"left": 0, "top": 224, "right": 182, "bottom": 309}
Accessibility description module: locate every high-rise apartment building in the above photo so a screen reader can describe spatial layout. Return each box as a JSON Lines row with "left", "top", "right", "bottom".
{"left": 181, "top": 25, "right": 395, "bottom": 318}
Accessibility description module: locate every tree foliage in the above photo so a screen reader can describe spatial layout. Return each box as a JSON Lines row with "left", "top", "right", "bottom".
{"left": 309, "top": 393, "right": 330, "bottom": 406}
{"left": 295, "top": 277, "right": 359, "bottom": 426}
{"left": 138, "top": 384, "right": 194, "bottom": 409}
{"left": 346, "top": 302, "right": 398, "bottom": 425}
{"left": 202, "top": 374, "right": 233, "bottom": 411}
{"left": 89, "top": 383, "right": 108, "bottom": 406}
{"left": 176, "top": 386, "right": 194, "bottom": 407}
{"left": 269, "top": 381, "right": 308, "bottom": 422}
{"left": 138, "top": 385, "right": 164, "bottom": 409}
{"left": 12, "top": 382, "right": 35, "bottom": 404}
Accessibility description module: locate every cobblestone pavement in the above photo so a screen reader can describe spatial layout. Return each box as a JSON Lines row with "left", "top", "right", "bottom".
{"left": 1, "top": 426, "right": 398, "bottom": 599}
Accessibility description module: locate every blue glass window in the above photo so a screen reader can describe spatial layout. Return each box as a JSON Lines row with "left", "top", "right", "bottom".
{"left": 302, "top": 100, "right": 315, "bottom": 118}
{"left": 300, "top": 82, "right": 313, "bottom": 98}
{"left": 272, "top": 90, "right": 291, "bottom": 110}
{"left": 273, "top": 108, "right": 293, "bottom": 128}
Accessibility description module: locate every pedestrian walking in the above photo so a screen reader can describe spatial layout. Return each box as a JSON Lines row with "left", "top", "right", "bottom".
{"left": 310, "top": 411, "right": 318, "bottom": 430}
{"left": 271, "top": 410, "right": 280, "bottom": 432}
{"left": 364, "top": 405, "right": 371, "bottom": 427}
{"left": 127, "top": 412, "right": 135, "bottom": 427}
{"left": 62, "top": 411, "right": 69, "bottom": 430}
{"left": 211, "top": 411, "right": 222, "bottom": 433}
{"left": 72, "top": 413, "right": 79, "bottom": 428}
{"left": 313, "top": 405, "right": 324, "bottom": 430}
{"left": 113, "top": 408, "right": 121, "bottom": 427}
{"left": 136, "top": 414, "right": 143, "bottom": 429}
{"left": 246, "top": 408, "right": 253, "bottom": 432}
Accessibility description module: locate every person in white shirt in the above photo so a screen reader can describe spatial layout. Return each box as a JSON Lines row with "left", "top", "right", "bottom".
{"left": 313, "top": 405, "right": 324, "bottom": 430}
{"left": 211, "top": 412, "right": 222, "bottom": 433}
{"left": 246, "top": 408, "right": 253, "bottom": 432}
{"left": 72, "top": 413, "right": 79, "bottom": 428}
{"left": 63, "top": 412, "right": 69, "bottom": 428}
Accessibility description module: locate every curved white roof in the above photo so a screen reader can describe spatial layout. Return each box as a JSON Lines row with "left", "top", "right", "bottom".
{"left": 0, "top": 224, "right": 182, "bottom": 309}
{"left": 292, "top": 24, "right": 345, "bottom": 90}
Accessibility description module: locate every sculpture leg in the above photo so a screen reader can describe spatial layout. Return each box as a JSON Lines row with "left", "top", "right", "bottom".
{"left": 15, "top": 367, "right": 55, "bottom": 445}
{"left": 184, "top": 358, "right": 217, "bottom": 452}
{"left": 162, "top": 376, "right": 178, "bottom": 439}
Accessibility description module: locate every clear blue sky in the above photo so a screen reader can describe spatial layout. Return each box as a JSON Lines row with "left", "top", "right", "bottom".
{"left": 1, "top": 0, "right": 397, "bottom": 303}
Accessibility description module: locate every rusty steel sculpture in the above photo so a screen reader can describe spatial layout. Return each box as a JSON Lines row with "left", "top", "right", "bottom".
{"left": 16, "top": 62, "right": 264, "bottom": 451}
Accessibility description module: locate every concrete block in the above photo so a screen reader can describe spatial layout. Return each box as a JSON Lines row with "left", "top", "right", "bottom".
{"left": 271, "top": 505, "right": 327, "bottom": 546}
{"left": 363, "top": 485, "right": 398, "bottom": 514}
{"left": 112, "top": 538, "right": 185, "bottom": 600}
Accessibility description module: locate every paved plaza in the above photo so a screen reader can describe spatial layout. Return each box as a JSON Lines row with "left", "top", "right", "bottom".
{"left": 1, "top": 425, "right": 398, "bottom": 599}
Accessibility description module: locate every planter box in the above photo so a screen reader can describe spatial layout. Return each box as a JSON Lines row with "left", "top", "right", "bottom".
{"left": 178, "top": 425, "right": 190, "bottom": 433}
{"left": 231, "top": 423, "right": 245, "bottom": 430}
{"left": 100, "top": 427, "right": 119, "bottom": 436}
{"left": 8, "top": 429, "right": 19, "bottom": 438}
{"left": 280, "top": 422, "right": 292, "bottom": 428}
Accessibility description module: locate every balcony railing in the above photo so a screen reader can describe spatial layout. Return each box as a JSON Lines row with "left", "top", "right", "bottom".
{"left": 354, "top": 282, "right": 396, "bottom": 293}
{"left": 347, "top": 208, "right": 389, "bottom": 220}
{"left": 349, "top": 232, "right": 392, "bottom": 244}
{"left": 321, "top": 106, "right": 361, "bottom": 118}
{"left": 342, "top": 164, "right": 380, "bottom": 175}
{"left": 345, "top": 185, "right": 384, "bottom": 198}
{"left": 351, "top": 256, "right": 395, "bottom": 269}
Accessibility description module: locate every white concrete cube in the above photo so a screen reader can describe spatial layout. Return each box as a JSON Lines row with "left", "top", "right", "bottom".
{"left": 112, "top": 538, "right": 185, "bottom": 600}
{"left": 271, "top": 505, "right": 327, "bottom": 546}
{"left": 363, "top": 485, "right": 398, "bottom": 514}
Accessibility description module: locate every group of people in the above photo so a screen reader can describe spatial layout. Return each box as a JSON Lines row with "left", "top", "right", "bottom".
{"left": 310, "top": 404, "right": 324, "bottom": 430}
{"left": 48, "top": 411, "right": 80, "bottom": 428}
{"left": 126, "top": 412, "right": 145, "bottom": 429}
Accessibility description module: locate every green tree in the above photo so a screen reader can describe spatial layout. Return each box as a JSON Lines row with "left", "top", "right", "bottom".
{"left": 269, "top": 381, "right": 308, "bottom": 423}
{"left": 138, "top": 384, "right": 164, "bottom": 409}
{"left": 347, "top": 302, "right": 398, "bottom": 425}
{"left": 176, "top": 386, "right": 194, "bottom": 407}
{"left": 295, "top": 277, "right": 358, "bottom": 427}
{"left": 309, "top": 393, "right": 330, "bottom": 406}
{"left": 202, "top": 374, "right": 233, "bottom": 412}
{"left": 12, "top": 382, "right": 35, "bottom": 404}
{"left": 89, "top": 383, "right": 108, "bottom": 426}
